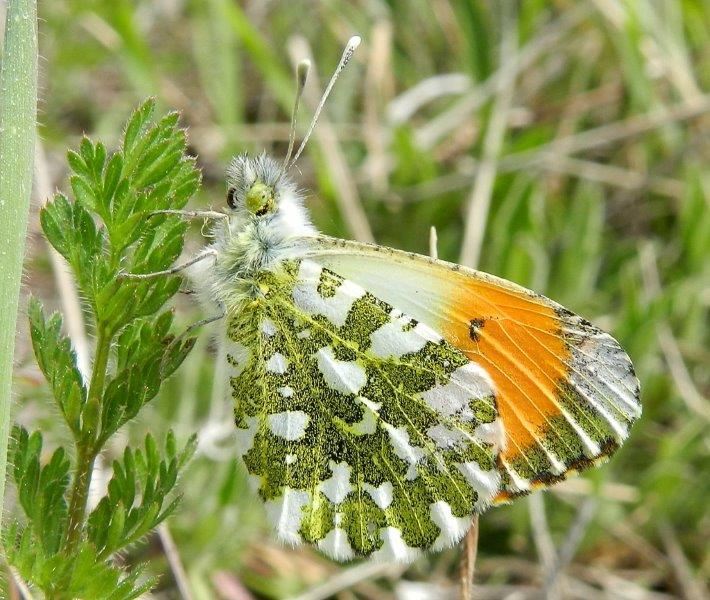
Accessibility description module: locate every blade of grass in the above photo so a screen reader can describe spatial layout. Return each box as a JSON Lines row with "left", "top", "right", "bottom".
{"left": 287, "top": 562, "right": 404, "bottom": 600}
{"left": 459, "top": 1, "right": 518, "bottom": 267}
{"left": 158, "top": 522, "right": 195, "bottom": 600}
{"left": 0, "top": 0, "right": 38, "bottom": 533}
{"left": 638, "top": 241, "right": 710, "bottom": 422}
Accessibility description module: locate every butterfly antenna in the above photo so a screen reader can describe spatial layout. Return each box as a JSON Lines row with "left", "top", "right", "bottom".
{"left": 283, "top": 59, "right": 310, "bottom": 168}
{"left": 287, "top": 35, "right": 361, "bottom": 170}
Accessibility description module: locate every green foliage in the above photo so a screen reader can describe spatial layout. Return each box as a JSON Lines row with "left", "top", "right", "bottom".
{"left": 5, "top": 100, "right": 199, "bottom": 599}
{"left": 41, "top": 102, "right": 198, "bottom": 334}
{"left": 27, "top": 299, "right": 87, "bottom": 437}
{"left": 10, "top": 428, "right": 70, "bottom": 556}
{"left": 6, "top": 522, "right": 154, "bottom": 600}
{"left": 87, "top": 432, "right": 197, "bottom": 560}
{"left": 0, "top": 0, "right": 38, "bottom": 549}
{"left": 5, "top": 0, "right": 708, "bottom": 597}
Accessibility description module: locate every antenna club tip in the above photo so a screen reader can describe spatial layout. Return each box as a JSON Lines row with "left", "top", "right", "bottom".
{"left": 296, "top": 60, "right": 311, "bottom": 83}
{"left": 348, "top": 35, "right": 362, "bottom": 49}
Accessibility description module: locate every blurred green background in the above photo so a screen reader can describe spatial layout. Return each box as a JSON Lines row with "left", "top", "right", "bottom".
{"left": 6, "top": 0, "right": 709, "bottom": 598}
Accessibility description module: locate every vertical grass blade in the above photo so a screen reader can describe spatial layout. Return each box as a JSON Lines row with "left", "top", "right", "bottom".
{"left": 0, "top": 0, "right": 38, "bottom": 528}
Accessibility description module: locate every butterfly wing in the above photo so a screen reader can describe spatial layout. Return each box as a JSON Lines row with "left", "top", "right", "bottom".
{"left": 303, "top": 236, "right": 641, "bottom": 501}
{"left": 227, "top": 259, "right": 503, "bottom": 561}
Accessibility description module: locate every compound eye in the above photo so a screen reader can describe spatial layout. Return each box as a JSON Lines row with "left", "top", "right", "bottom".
{"left": 226, "top": 187, "right": 238, "bottom": 209}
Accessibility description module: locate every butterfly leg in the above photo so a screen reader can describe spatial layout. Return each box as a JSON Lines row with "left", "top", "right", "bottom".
{"left": 160, "top": 303, "right": 227, "bottom": 373}
{"left": 149, "top": 209, "right": 228, "bottom": 221}
{"left": 181, "top": 306, "right": 227, "bottom": 333}
{"left": 120, "top": 249, "right": 219, "bottom": 280}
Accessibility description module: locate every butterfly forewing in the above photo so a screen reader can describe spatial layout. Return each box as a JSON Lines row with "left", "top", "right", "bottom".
{"left": 227, "top": 259, "right": 503, "bottom": 561}
{"left": 304, "top": 236, "right": 641, "bottom": 501}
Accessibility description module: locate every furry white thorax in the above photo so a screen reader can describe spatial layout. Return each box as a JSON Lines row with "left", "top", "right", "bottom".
{"left": 190, "top": 153, "right": 317, "bottom": 311}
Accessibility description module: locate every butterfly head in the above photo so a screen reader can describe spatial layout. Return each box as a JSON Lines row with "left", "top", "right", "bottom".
{"left": 225, "top": 153, "right": 291, "bottom": 218}
{"left": 223, "top": 34, "right": 362, "bottom": 221}
{"left": 220, "top": 152, "right": 316, "bottom": 264}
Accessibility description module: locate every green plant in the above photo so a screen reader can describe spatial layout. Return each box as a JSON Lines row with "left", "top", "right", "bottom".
{"left": 0, "top": 0, "right": 38, "bottom": 537}
{"left": 4, "top": 99, "right": 200, "bottom": 599}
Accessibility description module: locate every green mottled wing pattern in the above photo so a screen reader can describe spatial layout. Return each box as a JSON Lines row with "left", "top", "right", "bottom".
{"left": 226, "top": 259, "right": 502, "bottom": 561}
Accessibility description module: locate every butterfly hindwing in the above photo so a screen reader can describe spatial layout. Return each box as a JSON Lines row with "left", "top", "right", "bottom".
{"left": 304, "top": 236, "right": 641, "bottom": 501}
{"left": 226, "top": 259, "right": 503, "bottom": 561}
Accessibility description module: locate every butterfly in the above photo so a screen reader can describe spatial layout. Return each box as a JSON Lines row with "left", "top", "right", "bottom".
{"left": 167, "top": 37, "right": 640, "bottom": 562}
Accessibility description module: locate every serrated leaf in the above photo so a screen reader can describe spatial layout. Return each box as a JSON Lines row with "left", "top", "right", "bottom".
{"left": 39, "top": 193, "right": 74, "bottom": 259}
{"left": 103, "top": 152, "right": 124, "bottom": 208}
{"left": 10, "top": 427, "right": 70, "bottom": 555}
{"left": 28, "top": 297, "right": 87, "bottom": 435}
{"left": 71, "top": 174, "right": 98, "bottom": 212}
{"left": 79, "top": 137, "right": 95, "bottom": 166}
{"left": 93, "top": 142, "right": 107, "bottom": 178}
{"left": 104, "top": 502, "right": 126, "bottom": 557}
{"left": 160, "top": 336, "right": 196, "bottom": 379}
{"left": 39, "top": 195, "right": 106, "bottom": 301}
{"left": 122, "top": 98, "right": 156, "bottom": 156}
{"left": 67, "top": 149, "right": 91, "bottom": 179}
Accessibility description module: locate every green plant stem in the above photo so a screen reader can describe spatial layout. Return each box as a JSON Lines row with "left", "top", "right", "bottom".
{"left": 0, "top": 0, "right": 38, "bottom": 536}
{"left": 64, "top": 445, "right": 97, "bottom": 554}
{"left": 64, "top": 327, "right": 111, "bottom": 553}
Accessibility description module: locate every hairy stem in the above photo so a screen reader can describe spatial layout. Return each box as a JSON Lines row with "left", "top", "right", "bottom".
{"left": 0, "top": 0, "right": 38, "bottom": 537}
{"left": 64, "top": 445, "right": 97, "bottom": 553}
{"left": 64, "top": 326, "right": 111, "bottom": 552}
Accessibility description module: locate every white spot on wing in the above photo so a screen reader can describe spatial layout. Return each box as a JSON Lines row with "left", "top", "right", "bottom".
{"left": 292, "top": 260, "right": 365, "bottom": 328}
{"left": 430, "top": 501, "right": 472, "bottom": 550}
{"left": 268, "top": 411, "right": 310, "bottom": 440}
{"left": 363, "top": 481, "right": 394, "bottom": 509}
{"left": 420, "top": 363, "right": 494, "bottom": 417}
{"left": 266, "top": 352, "right": 289, "bottom": 374}
{"left": 315, "top": 346, "right": 367, "bottom": 394}
{"left": 226, "top": 341, "right": 250, "bottom": 377}
{"left": 369, "top": 312, "right": 441, "bottom": 358}
{"left": 318, "top": 527, "right": 356, "bottom": 561}
{"left": 350, "top": 398, "right": 378, "bottom": 435}
{"left": 319, "top": 461, "right": 353, "bottom": 504}
{"left": 456, "top": 461, "right": 502, "bottom": 506}
{"left": 500, "top": 460, "right": 531, "bottom": 493}
{"left": 359, "top": 397, "right": 381, "bottom": 412}
{"left": 426, "top": 424, "right": 468, "bottom": 449}
{"left": 285, "top": 453, "right": 297, "bottom": 464}
{"left": 370, "top": 527, "right": 422, "bottom": 563}
{"left": 473, "top": 419, "right": 506, "bottom": 452}
{"left": 261, "top": 318, "right": 277, "bottom": 337}
{"left": 568, "top": 377, "right": 629, "bottom": 441}
{"left": 265, "top": 488, "right": 310, "bottom": 545}
{"left": 278, "top": 386, "right": 294, "bottom": 398}
{"left": 383, "top": 424, "right": 425, "bottom": 479}
{"left": 564, "top": 412, "right": 601, "bottom": 456}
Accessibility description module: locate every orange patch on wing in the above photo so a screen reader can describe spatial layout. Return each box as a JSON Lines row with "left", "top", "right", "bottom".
{"left": 439, "top": 276, "right": 571, "bottom": 474}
